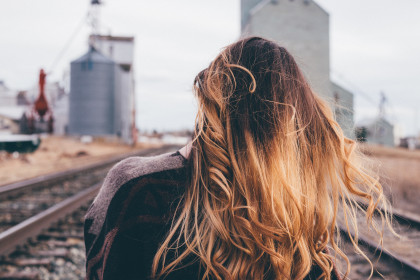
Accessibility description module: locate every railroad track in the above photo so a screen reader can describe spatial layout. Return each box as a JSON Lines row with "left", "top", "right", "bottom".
{"left": 1, "top": 144, "right": 419, "bottom": 279}
{"left": 0, "top": 184, "right": 101, "bottom": 257}
{"left": 0, "top": 203, "right": 90, "bottom": 279}
{"left": 0, "top": 145, "right": 182, "bottom": 279}
{"left": 0, "top": 145, "right": 181, "bottom": 233}
{"left": 337, "top": 204, "right": 420, "bottom": 279}
{"left": 0, "top": 144, "right": 182, "bottom": 200}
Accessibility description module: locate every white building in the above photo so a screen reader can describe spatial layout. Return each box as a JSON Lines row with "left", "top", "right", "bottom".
{"left": 0, "top": 81, "right": 27, "bottom": 134}
{"left": 0, "top": 107, "right": 25, "bottom": 134}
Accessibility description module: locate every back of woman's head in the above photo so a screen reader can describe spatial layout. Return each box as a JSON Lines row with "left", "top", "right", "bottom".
{"left": 153, "top": 37, "right": 390, "bottom": 280}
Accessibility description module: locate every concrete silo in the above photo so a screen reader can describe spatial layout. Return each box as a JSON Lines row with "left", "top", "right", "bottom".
{"left": 69, "top": 47, "right": 116, "bottom": 136}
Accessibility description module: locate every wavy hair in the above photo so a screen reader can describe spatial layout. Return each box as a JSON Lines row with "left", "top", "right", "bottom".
{"left": 152, "top": 37, "right": 392, "bottom": 279}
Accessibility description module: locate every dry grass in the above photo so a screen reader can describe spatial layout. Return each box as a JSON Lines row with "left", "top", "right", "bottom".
{"left": 0, "top": 136, "right": 161, "bottom": 186}
{"left": 360, "top": 144, "right": 420, "bottom": 213}
{"left": 360, "top": 143, "right": 420, "bottom": 160}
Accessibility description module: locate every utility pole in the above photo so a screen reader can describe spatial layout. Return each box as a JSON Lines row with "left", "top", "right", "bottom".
{"left": 378, "top": 91, "right": 387, "bottom": 119}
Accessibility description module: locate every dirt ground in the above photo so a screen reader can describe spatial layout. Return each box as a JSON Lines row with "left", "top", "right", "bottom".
{"left": 361, "top": 144, "right": 420, "bottom": 214}
{"left": 0, "top": 136, "right": 160, "bottom": 186}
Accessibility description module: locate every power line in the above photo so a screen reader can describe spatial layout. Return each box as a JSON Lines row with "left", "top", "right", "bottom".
{"left": 331, "top": 69, "right": 377, "bottom": 106}
{"left": 48, "top": 12, "right": 89, "bottom": 75}
{"left": 331, "top": 69, "right": 401, "bottom": 125}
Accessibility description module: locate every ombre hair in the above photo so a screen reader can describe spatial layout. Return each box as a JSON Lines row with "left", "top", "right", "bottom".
{"left": 152, "top": 37, "right": 392, "bottom": 279}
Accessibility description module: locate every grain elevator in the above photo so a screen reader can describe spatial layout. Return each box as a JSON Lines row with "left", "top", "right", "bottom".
{"left": 68, "top": 35, "right": 136, "bottom": 144}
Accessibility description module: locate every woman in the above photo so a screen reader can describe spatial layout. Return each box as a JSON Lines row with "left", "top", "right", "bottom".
{"left": 84, "top": 37, "right": 390, "bottom": 279}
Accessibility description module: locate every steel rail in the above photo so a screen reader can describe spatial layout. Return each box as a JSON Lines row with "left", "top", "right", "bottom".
{"left": 337, "top": 210, "right": 420, "bottom": 276}
{"left": 0, "top": 144, "right": 183, "bottom": 257}
{"left": 0, "top": 144, "right": 181, "bottom": 200}
{"left": 390, "top": 207, "right": 420, "bottom": 227}
{"left": 357, "top": 200, "right": 420, "bottom": 228}
{"left": 0, "top": 182, "right": 101, "bottom": 256}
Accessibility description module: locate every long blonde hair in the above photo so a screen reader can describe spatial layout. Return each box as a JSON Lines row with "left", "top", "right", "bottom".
{"left": 152, "top": 37, "right": 391, "bottom": 279}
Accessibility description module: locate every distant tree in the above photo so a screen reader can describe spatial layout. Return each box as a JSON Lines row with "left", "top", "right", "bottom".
{"left": 356, "top": 127, "right": 368, "bottom": 142}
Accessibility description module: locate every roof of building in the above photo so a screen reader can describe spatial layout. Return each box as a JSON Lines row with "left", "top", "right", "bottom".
{"left": 89, "top": 34, "right": 135, "bottom": 42}
{"left": 0, "top": 82, "right": 17, "bottom": 97}
{"left": 356, "top": 117, "right": 393, "bottom": 128}
{"left": 72, "top": 47, "right": 115, "bottom": 64}
{"left": 0, "top": 106, "right": 26, "bottom": 120}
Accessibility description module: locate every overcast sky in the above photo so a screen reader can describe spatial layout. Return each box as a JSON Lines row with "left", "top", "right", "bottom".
{"left": 0, "top": 0, "right": 419, "bottom": 136}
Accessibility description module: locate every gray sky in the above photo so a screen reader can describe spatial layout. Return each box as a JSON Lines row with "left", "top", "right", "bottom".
{"left": 0, "top": 0, "right": 419, "bottom": 136}
{"left": 317, "top": 0, "right": 420, "bottom": 138}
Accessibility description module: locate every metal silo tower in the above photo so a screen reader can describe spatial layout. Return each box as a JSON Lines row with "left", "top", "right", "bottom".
{"left": 69, "top": 47, "right": 117, "bottom": 136}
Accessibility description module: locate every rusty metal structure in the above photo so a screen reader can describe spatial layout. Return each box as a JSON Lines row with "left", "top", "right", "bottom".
{"left": 20, "top": 69, "right": 54, "bottom": 134}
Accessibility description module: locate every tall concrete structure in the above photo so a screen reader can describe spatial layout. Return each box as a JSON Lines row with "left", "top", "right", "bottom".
{"left": 241, "top": 0, "right": 355, "bottom": 138}
{"left": 69, "top": 48, "right": 117, "bottom": 136}
{"left": 242, "top": 0, "right": 331, "bottom": 99}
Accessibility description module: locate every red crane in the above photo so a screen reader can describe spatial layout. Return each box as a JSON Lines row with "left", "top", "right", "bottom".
{"left": 24, "top": 69, "right": 54, "bottom": 134}
{"left": 34, "top": 69, "right": 49, "bottom": 118}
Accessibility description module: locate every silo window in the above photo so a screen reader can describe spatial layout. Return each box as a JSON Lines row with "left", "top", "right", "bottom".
{"left": 81, "top": 60, "right": 94, "bottom": 71}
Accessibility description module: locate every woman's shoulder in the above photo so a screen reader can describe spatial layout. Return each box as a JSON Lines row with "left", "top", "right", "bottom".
{"left": 104, "top": 149, "right": 187, "bottom": 189}
{"left": 85, "top": 149, "right": 187, "bottom": 236}
{"left": 84, "top": 149, "right": 188, "bottom": 279}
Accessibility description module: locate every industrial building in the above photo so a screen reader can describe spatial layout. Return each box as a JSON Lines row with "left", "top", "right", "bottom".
{"left": 0, "top": 81, "right": 27, "bottom": 134}
{"left": 1, "top": 0, "right": 136, "bottom": 144}
{"left": 0, "top": 81, "right": 18, "bottom": 106}
{"left": 356, "top": 117, "right": 394, "bottom": 147}
{"left": 241, "top": 0, "right": 355, "bottom": 139}
{"left": 0, "top": 108, "right": 24, "bottom": 134}
{"left": 68, "top": 35, "right": 136, "bottom": 144}
{"left": 0, "top": 77, "right": 67, "bottom": 135}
